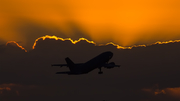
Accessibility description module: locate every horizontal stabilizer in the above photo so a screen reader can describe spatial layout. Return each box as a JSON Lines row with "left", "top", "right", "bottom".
{"left": 52, "top": 63, "right": 84, "bottom": 67}
{"left": 116, "top": 65, "right": 121, "bottom": 67}
{"left": 56, "top": 71, "right": 71, "bottom": 74}
{"left": 51, "top": 64, "right": 68, "bottom": 67}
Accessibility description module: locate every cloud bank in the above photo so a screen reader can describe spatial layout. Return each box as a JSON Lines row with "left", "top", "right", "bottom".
{"left": 1, "top": 38, "right": 180, "bottom": 101}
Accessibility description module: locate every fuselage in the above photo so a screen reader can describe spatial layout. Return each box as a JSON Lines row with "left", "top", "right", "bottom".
{"left": 71, "top": 51, "right": 113, "bottom": 74}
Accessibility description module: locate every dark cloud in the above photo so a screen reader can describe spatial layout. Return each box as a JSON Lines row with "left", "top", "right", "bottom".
{"left": 1, "top": 39, "right": 180, "bottom": 101}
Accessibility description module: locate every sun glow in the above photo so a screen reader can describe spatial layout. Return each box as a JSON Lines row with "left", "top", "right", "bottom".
{"left": 0, "top": 0, "right": 180, "bottom": 47}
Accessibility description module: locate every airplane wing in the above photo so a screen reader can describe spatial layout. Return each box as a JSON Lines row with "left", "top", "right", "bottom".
{"left": 51, "top": 64, "right": 68, "bottom": 67}
{"left": 56, "top": 71, "right": 71, "bottom": 74}
{"left": 51, "top": 63, "right": 84, "bottom": 67}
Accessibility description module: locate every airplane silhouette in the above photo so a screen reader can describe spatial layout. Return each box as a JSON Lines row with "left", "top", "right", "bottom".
{"left": 52, "top": 51, "right": 120, "bottom": 75}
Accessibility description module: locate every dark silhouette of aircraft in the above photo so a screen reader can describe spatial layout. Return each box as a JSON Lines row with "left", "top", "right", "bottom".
{"left": 52, "top": 51, "right": 120, "bottom": 75}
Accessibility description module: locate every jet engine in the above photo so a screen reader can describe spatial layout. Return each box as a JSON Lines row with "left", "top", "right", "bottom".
{"left": 105, "top": 62, "right": 116, "bottom": 69}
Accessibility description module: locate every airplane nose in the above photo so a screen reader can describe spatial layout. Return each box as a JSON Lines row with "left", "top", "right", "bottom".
{"left": 108, "top": 51, "right": 113, "bottom": 56}
{"left": 105, "top": 51, "right": 113, "bottom": 54}
{"left": 103, "top": 51, "right": 113, "bottom": 59}
{"left": 110, "top": 52, "right": 113, "bottom": 56}
{"left": 107, "top": 51, "right": 113, "bottom": 58}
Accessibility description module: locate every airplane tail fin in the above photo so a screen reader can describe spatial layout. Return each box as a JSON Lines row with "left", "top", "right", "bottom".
{"left": 65, "top": 57, "right": 75, "bottom": 71}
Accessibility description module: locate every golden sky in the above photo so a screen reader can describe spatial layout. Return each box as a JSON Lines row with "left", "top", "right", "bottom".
{"left": 0, "top": 0, "right": 180, "bottom": 48}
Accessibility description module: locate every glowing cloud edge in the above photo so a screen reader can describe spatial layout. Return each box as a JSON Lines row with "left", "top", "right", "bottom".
{"left": 6, "top": 41, "right": 27, "bottom": 52}
{"left": 6, "top": 35, "right": 180, "bottom": 52}
{"left": 32, "top": 35, "right": 180, "bottom": 50}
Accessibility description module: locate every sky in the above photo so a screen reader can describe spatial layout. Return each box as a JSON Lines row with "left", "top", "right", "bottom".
{"left": 1, "top": 0, "right": 180, "bottom": 101}
{"left": 0, "top": 0, "right": 180, "bottom": 49}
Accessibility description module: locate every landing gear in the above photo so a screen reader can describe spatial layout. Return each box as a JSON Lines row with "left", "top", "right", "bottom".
{"left": 98, "top": 67, "right": 103, "bottom": 74}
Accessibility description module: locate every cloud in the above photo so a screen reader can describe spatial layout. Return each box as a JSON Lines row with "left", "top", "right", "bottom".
{"left": 1, "top": 38, "right": 180, "bottom": 100}
{"left": 165, "top": 87, "right": 180, "bottom": 99}
{"left": 0, "top": 83, "right": 20, "bottom": 99}
{"left": 142, "top": 86, "right": 180, "bottom": 101}
{"left": 0, "top": 87, "right": 11, "bottom": 91}
{"left": 0, "top": 83, "right": 38, "bottom": 101}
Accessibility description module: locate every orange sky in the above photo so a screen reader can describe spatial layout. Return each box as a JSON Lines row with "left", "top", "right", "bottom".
{"left": 0, "top": 0, "right": 180, "bottom": 48}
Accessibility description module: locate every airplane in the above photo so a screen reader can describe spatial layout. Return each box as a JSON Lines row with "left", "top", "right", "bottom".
{"left": 51, "top": 51, "right": 120, "bottom": 75}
